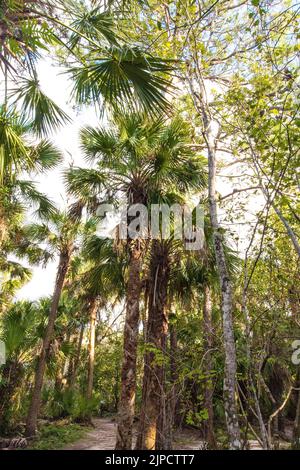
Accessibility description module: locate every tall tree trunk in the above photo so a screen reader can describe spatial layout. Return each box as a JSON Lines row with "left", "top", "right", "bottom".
{"left": 135, "top": 289, "right": 150, "bottom": 449}
{"left": 115, "top": 241, "right": 142, "bottom": 449}
{"left": 169, "top": 321, "right": 180, "bottom": 429}
{"left": 25, "top": 248, "right": 71, "bottom": 437}
{"left": 156, "top": 333, "right": 170, "bottom": 450}
{"left": 187, "top": 72, "right": 241, "bottom": 449}
{"left": 68, "top": 323, "right": 84, "bottom": 390}
{"left": 86, "top": 297, "right": 98, "bottom": 400}
{"left": 137, "top": 240, "right": 170, "bottom": 450}
{"left": 202, "top": 284, "right": 217, "bottom": 448}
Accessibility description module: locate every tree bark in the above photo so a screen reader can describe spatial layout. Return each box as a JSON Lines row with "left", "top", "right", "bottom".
{"left": 169, "top": 321, "right": 180, "bottom": 429}
{"left": 68, "top": 323, "right": 84, "bottom": 390}
{"left": 202, "top": 284, "right": 217, "bottom": 448}
{"left": 137, "top": 240, "right": 170, "bottom": 450}
{"left": 25, "top": 247, "right": 71, "bottom": 437}
{"left": 86, "top": 297, "right": 98, "bottom": 401}
{"left": 115, "top": 241, "right": 142, "bottom": 449}
{"left": 156, "top": 333, "right": 170, "bottom": 450}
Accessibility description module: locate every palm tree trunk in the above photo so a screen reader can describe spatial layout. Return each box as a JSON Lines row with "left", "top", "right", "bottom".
{"left": 202, "top": 284, "right": 217, "bottom": 448}
{"left": 69, "top": 323, "right": 84, "bottom": 390}
{"left": 115, "top": 241, "right": 142, "bottom": 449}
{"left": 0, "top": 208, "right": 7, "bottom": 248}
{"left": 25, "top": 248, "right": 71, "bottom": 437}
{"left": 169, "top": 321, "right": 180, "bottom": 429}
{"left": 155, "top": 333, "right": 170, "bottom": 450}
{"left": 86, "top": 297, "right": 98, "bottom": 401}
{"left": 138, "top": 240, "right": 170, "bottom": 450}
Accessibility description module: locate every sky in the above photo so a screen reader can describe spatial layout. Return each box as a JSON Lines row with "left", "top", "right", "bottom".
{"left": 4, "top": 56, "right": 264, "bottom": 301}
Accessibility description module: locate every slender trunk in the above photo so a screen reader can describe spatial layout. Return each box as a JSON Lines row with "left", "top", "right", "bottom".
{"left": 69, "top": 324, "right": 84, "bottom": 389}
{"left": 156, "top": 333, "right": 170, "bottom": 450}
{"left": 0, "top": 207, "right": 7, "bottom": 248}
{"left": 271, "top": 203, "right": 300, "bottom": 259}
{"left": 87, "top": 298, "right": 98, "bottom": 401}
{"left": 138, "top": 240, "right": 170, "bottom": 450}
{"left": 202, "top": 285, "right": 217, "bottom": 448}
{"left": 169, "top": 321, "right": 180, "bottom": 429}
{"left": 115, "top": 241, "right": 142, "bottom": 449}
{"left": 188, "top": 73, "right": 241, "bottom": 448}
{"left": 25, "top": 248, "right": 71, "bottom": 437}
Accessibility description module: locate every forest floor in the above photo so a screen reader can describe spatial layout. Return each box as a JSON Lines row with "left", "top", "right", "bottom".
{"left": 64, "top": 417, "right": 211, "bottom": 450}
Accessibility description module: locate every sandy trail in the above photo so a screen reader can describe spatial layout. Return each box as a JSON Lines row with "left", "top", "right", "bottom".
{"left": 64, "top": 418, "right": 205, "bottom": 450}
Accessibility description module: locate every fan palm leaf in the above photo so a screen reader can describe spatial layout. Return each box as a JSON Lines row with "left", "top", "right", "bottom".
{"left": 11, "top": 78, "right": 71, "bottom": 137}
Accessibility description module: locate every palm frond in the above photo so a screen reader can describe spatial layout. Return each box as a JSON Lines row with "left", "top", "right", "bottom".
{"left": 0, "top": 107, "right": 31, "bottom": 181}
{"left": 65, "top": 167, "right": 107, "bottom": 200}
{"left": 69, "top": 46, "right": 175, "bottom": 115}
{"left": 80, "top": 125, "right": 120, "bottom": 163}
{"left": 15, "top": 180, "right": 58, "bottom": 219}
{"left": 67, "top": 6, "right": 118, "bottom": 48}
{"left": 29, "top": 139, "right": 63, "bottom": 172}
{"left": 11, "top": 78, "right": 71, "bottom": 137}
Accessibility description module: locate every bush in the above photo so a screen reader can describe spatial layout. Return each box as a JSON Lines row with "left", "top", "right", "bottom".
{"left": 43, "top": 388, "right": 99, "bottom": 422}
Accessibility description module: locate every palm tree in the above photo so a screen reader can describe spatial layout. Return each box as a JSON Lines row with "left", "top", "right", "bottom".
{"left": 0, "top": 106, "right": 62, "bottom": 250}
{"left": 24, "top": 211, "right": 82, "bottom": 437}
{"left": 65, "top": 114, "right": 207, "bottom": 449}
{"left": 0, "top": 301, "right": 41, "bottom": 433}
{"left": 136, "top": 238, "right": 173, "bottom": 450}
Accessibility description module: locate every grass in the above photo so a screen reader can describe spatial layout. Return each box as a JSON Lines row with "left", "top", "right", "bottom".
{"left": 28, "top": 420, "right": 89, "bottom": 450}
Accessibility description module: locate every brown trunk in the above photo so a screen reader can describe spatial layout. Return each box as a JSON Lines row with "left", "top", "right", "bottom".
{"left": 202, "top": 285, "right": 217, "bottom": 448}
{"left": 115, "top": 241, "right": 142, "bottom": 449}
{"left": 137, "top": 240, "right": 170, "bottom": 450}
{"left": 169, "top": 321, "right": 180, "bottom": 428}
{"left": 156, "top": 333, "right": 170, "bottom": 450}
{"left": 87, "top": 297, "right": 98, "bottom": 400}
{"left": 25, "top": 247, "right": 71, "bottom": 437}
{"left": 0, "top": 208, "right": 7, "bottom": 248}
{"left": 68, "top": 323, "right": 84, "bottom": 389}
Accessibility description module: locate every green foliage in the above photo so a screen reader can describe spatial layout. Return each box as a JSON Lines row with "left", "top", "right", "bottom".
{"left": 43, "top": 388, "right": 99, "bottom": 422}
{"left": 29, "top": 422, "right": 87, "bottom": 450}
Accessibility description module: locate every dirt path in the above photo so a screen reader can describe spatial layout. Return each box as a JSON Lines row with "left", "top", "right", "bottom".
{"left": 64, "top": 418, "right": 206, "bottom": 450}
{"left": 64, "top": 418, "right": 117, "bottom": 450}
{"left": 64, "top": 418, "right": 267, "bottom": 450}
